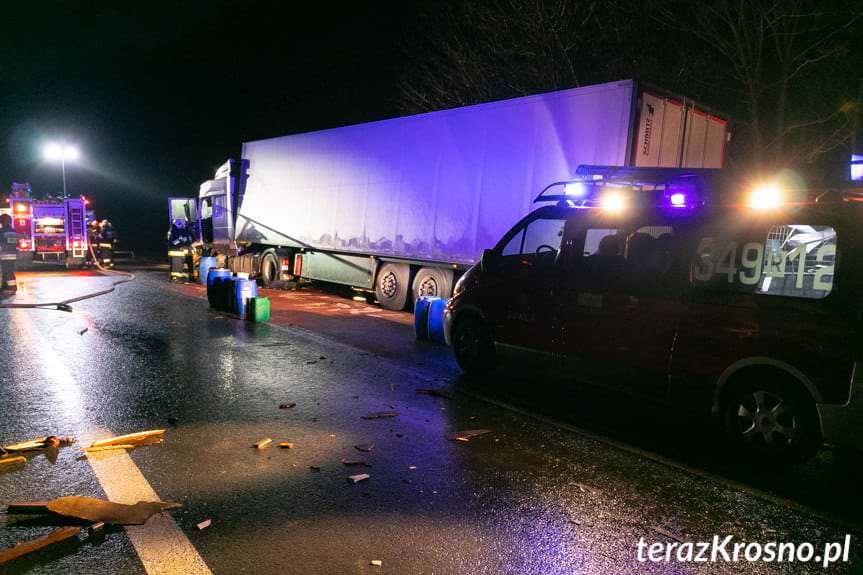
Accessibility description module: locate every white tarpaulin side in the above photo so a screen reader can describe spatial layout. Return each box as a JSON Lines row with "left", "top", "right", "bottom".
{"left": 237, "top": 80, "right": 635, "bottom": 265}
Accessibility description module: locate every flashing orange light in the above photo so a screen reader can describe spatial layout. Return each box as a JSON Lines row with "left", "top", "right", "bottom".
{"left": 749, "top": 183, "right": 782, "bottom": 209}
{"left": 599, "top": 191, "right": 626, "bottom": 212}
{"left": 14, "top": 203, "right": 27, "bottom": 213}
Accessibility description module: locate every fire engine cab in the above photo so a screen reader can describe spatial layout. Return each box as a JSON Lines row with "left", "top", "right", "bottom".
{"left": 4, "top": 182, "right": 89, "bottom": 268}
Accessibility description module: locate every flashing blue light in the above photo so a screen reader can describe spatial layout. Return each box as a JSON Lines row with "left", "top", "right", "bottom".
{"left": 851, "top": 154, "right": 863, "bottom": 181}
{"left": 564, "top": 182, "right": 588, "bottom": 197}
{"left": 669, "top": 192, "right": 687, "bottom": 207}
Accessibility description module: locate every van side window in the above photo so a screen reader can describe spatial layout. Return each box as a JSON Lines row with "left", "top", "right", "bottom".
{"left": 691, "top": 224, "right": 836, "bottom": 299}
{"left": 500, "top": 217, "right": 566, "bottom": 266}
{"left": 624, "top": 226, "right": 679, "bottom": 293}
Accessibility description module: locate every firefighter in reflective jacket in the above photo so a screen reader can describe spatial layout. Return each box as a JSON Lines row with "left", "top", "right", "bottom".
{"left": 166, "top": 218, "right": 193, "bottom": 281}
{"left": 97, "top": 219, "right": 115, "bottom": 268}
{"left": 0, "top": 213, "right": 20, "bottom": 294}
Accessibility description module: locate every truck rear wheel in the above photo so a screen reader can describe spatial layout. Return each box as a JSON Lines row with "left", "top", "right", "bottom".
{"left": 375, "top": 263, "right": 410, "bottom": 311}
{"left": 259, "top": 252, "right": 279, "bottom": 287}
{"left": 412, "top": 267, "right": 453, "bottom": 301}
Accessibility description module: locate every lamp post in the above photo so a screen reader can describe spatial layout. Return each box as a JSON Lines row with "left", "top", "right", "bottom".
{"left": 43, "top": 143, "right": 80, "bottom": 199}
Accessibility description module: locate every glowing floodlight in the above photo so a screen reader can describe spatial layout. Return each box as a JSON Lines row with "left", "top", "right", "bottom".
{"left": 749, "top": 183, "right": 782, "bottom": 209}
{"left": 599, "top": 191, "right": 626, "bottom": 212}
{"left": 564, "top": 182, "right": 588, "bottom": 197}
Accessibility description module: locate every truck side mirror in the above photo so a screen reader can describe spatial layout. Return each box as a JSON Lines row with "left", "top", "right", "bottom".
{"left": 481, "top": 248, "right": 498, "bottom": 272}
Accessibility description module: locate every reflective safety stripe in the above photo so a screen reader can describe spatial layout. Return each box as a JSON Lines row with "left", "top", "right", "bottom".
{"left": 168, "top": 250, "right": 188, "bottom": 257}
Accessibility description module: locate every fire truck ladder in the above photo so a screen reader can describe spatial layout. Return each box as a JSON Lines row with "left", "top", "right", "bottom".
{"left": 67, "top": 202, "right": 86, "bottom": 259}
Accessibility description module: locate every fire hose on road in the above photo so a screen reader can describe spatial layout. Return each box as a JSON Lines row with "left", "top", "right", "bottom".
{"left": 0, "top": 243, "right": 135, "bottom": 311}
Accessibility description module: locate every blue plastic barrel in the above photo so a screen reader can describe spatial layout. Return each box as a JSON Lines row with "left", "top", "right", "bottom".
{"left": 427, "top": 298, "right": 448, "bottom": 344}
{"left": 233, "top": 278, "right": 258, "bottom": 319}
{"left": 413, "top": 296, "right": 439, "bottom": 340}
{"left": 199, "top": 257, "right": 218, "bottom": 286}
{"left": 206, "top": 268, "right": 232, "bottom": 309}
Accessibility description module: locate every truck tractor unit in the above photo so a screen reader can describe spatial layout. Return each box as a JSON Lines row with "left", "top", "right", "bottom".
{"left": 171, "top": 79, "right": 728, "bottom": 309}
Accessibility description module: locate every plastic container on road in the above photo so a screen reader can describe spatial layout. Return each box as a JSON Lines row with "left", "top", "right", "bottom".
{"left": 427, "top": 298, "right": 448, "bottom": 344}
{"left": 206, "top": 268, "right": 232, "bottom": 309}
{"left": 199, "top": 256, "right": 217, "bottom": 286}
{"left": 249, "top": 296, "right": 270, "bottom": 322}
{"left": 233, "top": 278, "right": 258, "bottom": 319}
{"left": 413, "top": 296, "right": 439, "bottom": 340}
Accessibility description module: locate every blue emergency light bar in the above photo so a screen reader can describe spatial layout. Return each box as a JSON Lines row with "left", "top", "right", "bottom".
{"left": 533, "top": 165, "right": 722, "bottom": 212}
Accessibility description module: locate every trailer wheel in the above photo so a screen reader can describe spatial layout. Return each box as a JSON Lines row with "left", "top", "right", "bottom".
{"left": 259, "top": 252, "right": 279, "bottom": 287}
{"left": 412, "top": 267, "right": 453, "bottom": 301}
{"left": 375, "top": 263, "right": 410, "bottom": 311}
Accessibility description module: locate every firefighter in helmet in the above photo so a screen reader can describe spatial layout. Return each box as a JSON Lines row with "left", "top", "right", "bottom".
{"left": 87, "top": 220, "right": 100, "bottom": 264}
{"left": 0, "top": 213, "right": 20, "bottom": 294}
{"left": 166, "top": 218, "right": 194, "bottom": 281}
{"left": 97, "top": 219, "right": 115, "bottom": 269}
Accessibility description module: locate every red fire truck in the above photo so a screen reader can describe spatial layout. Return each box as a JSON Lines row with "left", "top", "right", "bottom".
{"left": 4, "top": 182, "right": 89, "bottom": 268}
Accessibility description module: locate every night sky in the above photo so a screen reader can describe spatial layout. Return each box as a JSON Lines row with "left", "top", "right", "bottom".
{"left": 2, "top": 1, "right": 412, "bottom": 254}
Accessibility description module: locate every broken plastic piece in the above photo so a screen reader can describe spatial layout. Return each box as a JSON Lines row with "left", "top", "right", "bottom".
{"left": 89, "top": 430, "right": 165, "bottom": 449}
{"left": 197, "top": 519, "right": 212, "bottom": 530}
{"left": 0, "top": 526, "right": 81, "bottom": 565}
{"left": 348, "top": 473, "right": 370, "bottom": 483}
{"left": 254, "top": 438, "right": 273, "bottom": 449}
{"left": 446, "top": 429, "right": 493, "bottom": 442}
{"left": 0, "top": 456, "right": 26, "bottom": 466}
{"left": 361, "top": 412, "right": 398, "bottom": 420}
{"left": 354, "top": 443, "right": 374, "bottom": 452}
{"left": 278, "top": 442, "right": 294, "bottom": 449}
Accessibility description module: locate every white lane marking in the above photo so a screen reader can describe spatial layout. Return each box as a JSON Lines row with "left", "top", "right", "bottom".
{"left": 87, "top": 448, "right": 211, "bottom": 575}
{"left": 12, "top": 310, "right": 212, "bottom": 575}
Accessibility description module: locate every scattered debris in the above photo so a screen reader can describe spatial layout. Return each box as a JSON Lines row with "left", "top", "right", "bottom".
{"left": 395, "top": 433, "right": 403, "bottom": 438}
{"left": 197, "top": 519, "right": 212, "bottom": 530}
{"left": 2, "top": 436, "right": 75, "bottom": 453}
{"left": 7, "top": 496, "right": 182, "bottom": 525}
{"left": 0, "top": 526, "right": 81, "bottom": 565}
{"left": 88, "top": 430, "right": 165, "bottom": 449}
{"left": 319, "top": 356, "right": 326, "bottom": 360}
{"left": 309, "top": 466, "right": 321, "bottom": 472}
{"left": 279, "top": 402, "right": 297, "bottom": 409}
{"left": 306, "top": 360, "right": 318, "bottom": 365}
{"left": 254, "top": 438, "right": 273, "bottom": 449}
{"left": 408, "top": 466, "right": 416, "bottom": 470}
{"left": 0, "top": 456, "right": 27, "bottom": 466}
{"left": 416, "top": 389, "right": 453, "bottom": 399}
{"left": 354, "top": 443, "right": 374, "bottom": 452}
{"left": 78, "top": 327, "right": 89, "bottom": 335}
{"left": 278, "top": 442, "right": 294, "bottom": 449}
{"left": 341, "top": 458, "right": 369, "bottom": 466}
{"left": 446, "top": 429, "right": 493, "bottom": 442}
{"left": 370, "top": 560, "right": 383, "bottom": 567}
{"left": 81, "top": 444, "right": 136, "bottom": 453}
{"left": 361, "top": 411, "right": 398, "bottom": 420}
{"left": 348, "top": 473, "right": 370, "bottom": 483}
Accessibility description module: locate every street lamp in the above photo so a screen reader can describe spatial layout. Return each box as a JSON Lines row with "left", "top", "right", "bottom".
{"left": 43, "top": 143, "right": 80, "bottom": 198}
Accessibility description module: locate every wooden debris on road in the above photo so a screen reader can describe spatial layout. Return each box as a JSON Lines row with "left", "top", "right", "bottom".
{"left": 88, "top": 430, "right": 165, "bottom": 449}
{"left": 361, "top": 411, "right": 398, "bottom": 420}
{"left": 0, "top": 456, "right": 27, "bottom": 466}
{"left": 341, "top": 458, "right": 369, "bottom": 466}
{"left": 254, "top": 438, "right": 273, "bottom": 449}
{"left": 370, "top": 559, "right": 383, "bottom": 567}
{"left": 1, "top": 436, "right": 75, "bottom": 453}
{"left": 0, "top": 526, "right": 81, "bottom": 565}
{"left": 354, "top": 443, "right": 374, "bottom": 452}
{"left": 81, "top": 444, "right": 136, "bottom": 453}
{"left": 446, "top": 429, "right": 493, "bottom": 442}
{"left": 348, "top": 473, "right": 370, "bottom": 483}
{"left": 416, "top": 389, "right": 453, "bottom": 399}
{"left": 7, "top": 496, "right": 182, "bottom": 526}
{"left": 197, "top": 519, "right": 212, "bottom": 530}
{"left": 278, "top": 442, "right": 294, "bottom": 449}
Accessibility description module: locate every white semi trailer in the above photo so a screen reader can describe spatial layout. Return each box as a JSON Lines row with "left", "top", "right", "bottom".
{"left": 170, "top": 79, "right": 728, "bottom": 310}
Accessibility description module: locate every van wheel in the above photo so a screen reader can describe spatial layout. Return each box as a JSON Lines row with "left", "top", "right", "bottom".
{"left": 259, "top": 252, "right": 279, "bottom": 287}
{"left": 722, "top": 381, "right": 820, "bottom": 465}
{"left": 375, "top": 263, "right": 410, "bottom": 311}
{"left": 452, "top": 315, "right": 496, "bottom": 376}
{"left": 412, "top": 267, "right": 453, "bottom": 301}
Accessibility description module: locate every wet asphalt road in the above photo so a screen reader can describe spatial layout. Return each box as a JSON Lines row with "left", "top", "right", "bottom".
{"left": 0, "top": 267, "right": 861, "bottom": 574}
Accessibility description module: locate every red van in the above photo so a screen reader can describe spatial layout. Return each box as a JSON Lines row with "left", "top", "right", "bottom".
{"left": 444, "top": 166, "right": 862, "bottom": 464}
